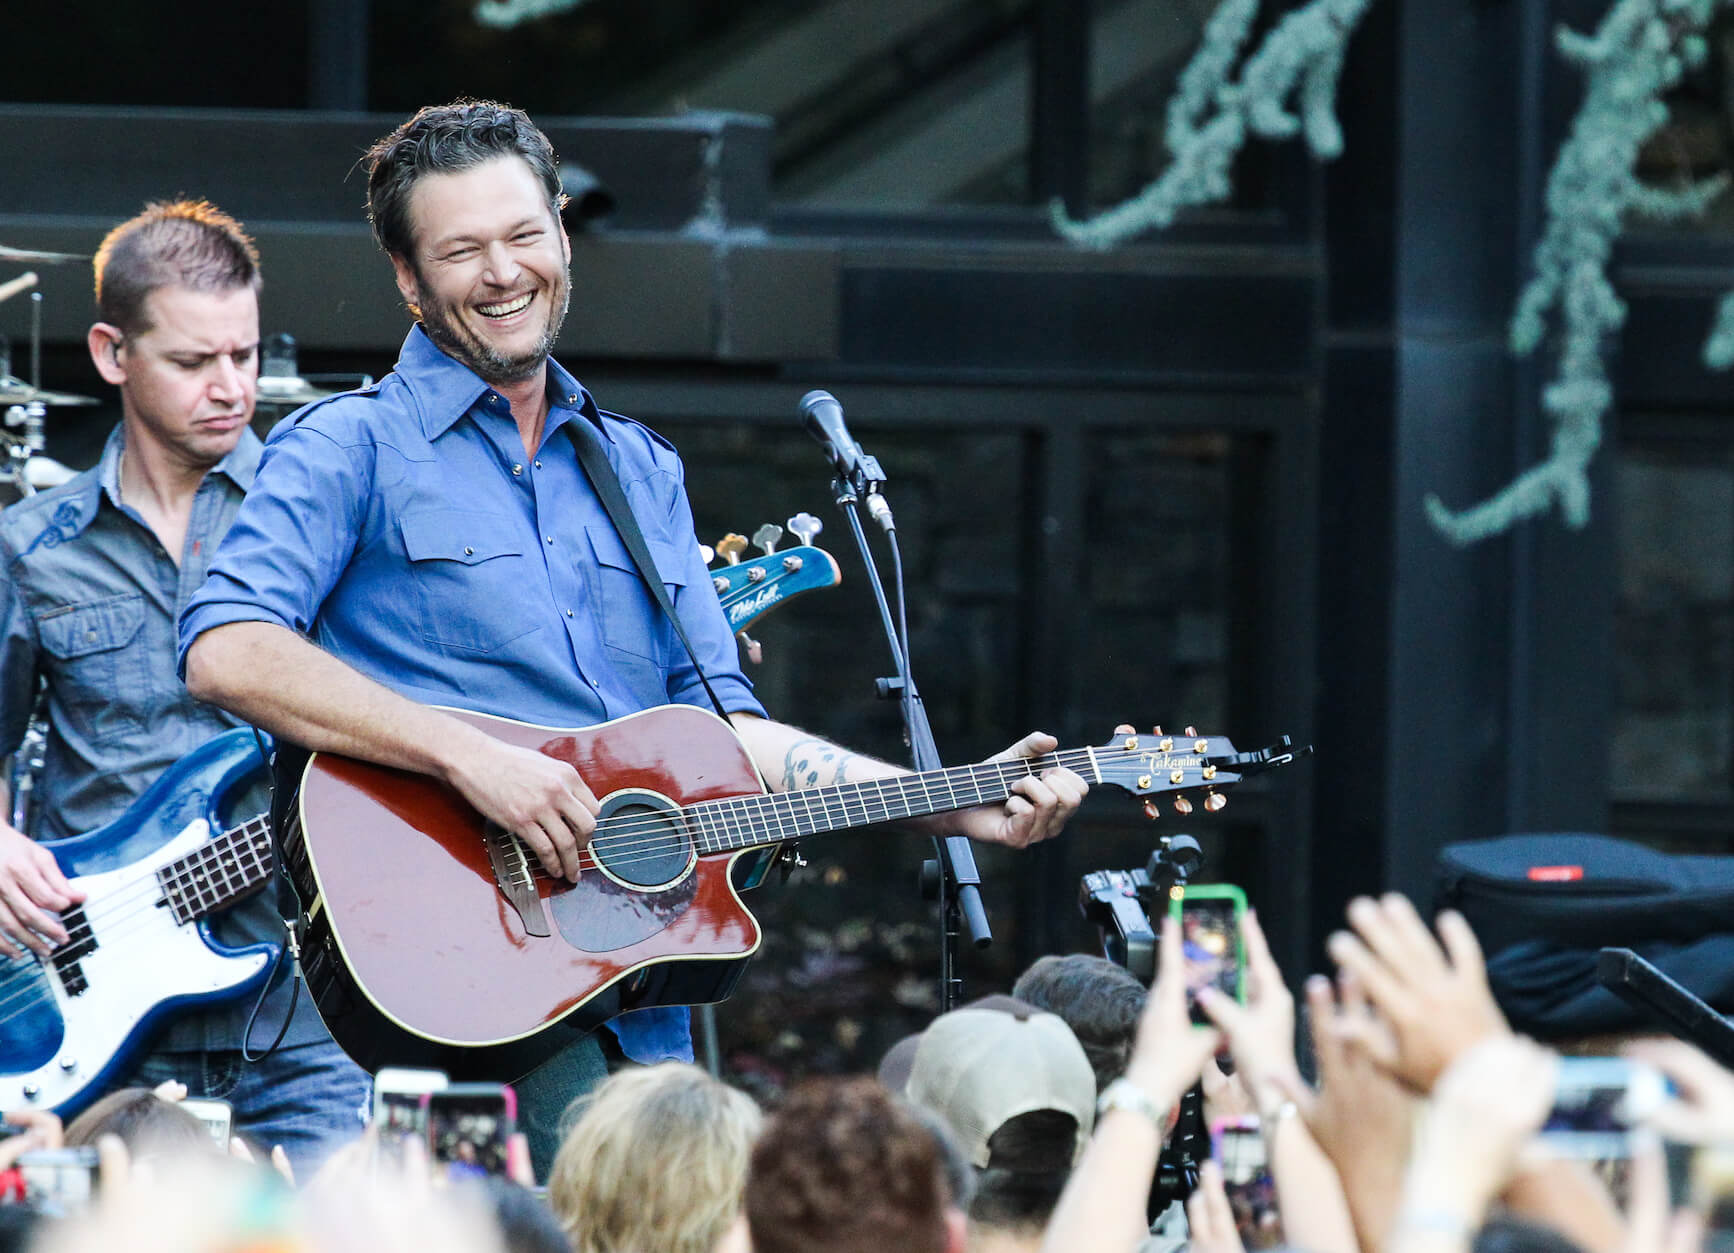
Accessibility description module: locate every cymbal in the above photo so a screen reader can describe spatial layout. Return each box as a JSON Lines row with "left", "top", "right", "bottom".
{"left": 255, "top": 375, "right": 340, "bottom": 407}
{"left": 0, "top": 244, "right": 88, "bottom": 265}
{"left": 0, "top": 378, "right": 97, "bottom": 406}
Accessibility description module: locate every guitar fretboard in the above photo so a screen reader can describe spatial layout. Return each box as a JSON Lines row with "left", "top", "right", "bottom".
{"left": 156, "top": 815, "right": 275, "bottom": 924}
{"left": 680, "top": 752, "right": 1092, "bottom": 853}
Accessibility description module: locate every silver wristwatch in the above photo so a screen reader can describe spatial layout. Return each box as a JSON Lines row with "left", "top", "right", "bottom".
{"left": 1096, "top": 1077, "right": 1164, "bottom": 1128}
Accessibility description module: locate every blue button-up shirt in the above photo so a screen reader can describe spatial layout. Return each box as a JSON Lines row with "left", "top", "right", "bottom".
{"left": 179, "top": 327, "right": 766, "bottom": 1062}
{"left": 0, "top": 424, "right": 327, "bottom": 1049}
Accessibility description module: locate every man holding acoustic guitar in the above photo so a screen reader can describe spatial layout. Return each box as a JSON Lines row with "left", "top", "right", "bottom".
{"left": 0, "top": 201, "right": 370, "bottom": 1173}
{"left": 176, "top": 101, "right": 1088, "bottom": 1174}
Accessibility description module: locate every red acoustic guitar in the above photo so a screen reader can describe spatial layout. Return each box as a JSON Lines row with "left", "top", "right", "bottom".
{"left": 282, "top": 705, "right": 1298, "bottom": 1078}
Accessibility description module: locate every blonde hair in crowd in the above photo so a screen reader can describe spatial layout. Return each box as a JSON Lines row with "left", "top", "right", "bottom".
{"left": 548, "top": 1061, "right": 762, "bottom": 1253}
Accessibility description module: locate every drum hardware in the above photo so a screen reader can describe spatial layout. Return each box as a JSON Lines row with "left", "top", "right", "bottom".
{"left": 254, "top": 331, "right": 371, "bottom": 409}
{"left": 0, "top": 244, "right": 88, "bottom": 266}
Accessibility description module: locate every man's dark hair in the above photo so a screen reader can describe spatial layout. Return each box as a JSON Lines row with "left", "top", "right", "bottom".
{"left": 1013, "top": 953, "right": 1147, "bottom": 1094}
{"left": 91, "top": 200, "right": 260, "bottom": 336}
{"left": 363, "top": 99, "right": 566, "bottom": 260}
{"left": 970, "top": 1109, "right": 1077, "bottom": 1233}
{"left": 747, "top": 1078, "right": 951, "bottom": 1253}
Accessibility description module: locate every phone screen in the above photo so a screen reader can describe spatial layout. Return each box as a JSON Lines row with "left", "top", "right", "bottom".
{"left": 1179, "top": 896, "right": 1242, "bottom": 1001}
{"left": 178, "top": 1098, "right": 233, "bottom": 1148}
{"left": 425, "top": 1085, "right": 516, "bottom": 1179}
{"left": 1540, "top": 1058, "right": 1667, "bottom": 1158}
{"left": 374, "top": 1067, "right": 449, "bottom": 1147}
{"left": 1213, "top": 1119, "right": 1280, "bottom": 1247}
{"left": 17, "top": 1148, "right": 99, "bottom": 1216}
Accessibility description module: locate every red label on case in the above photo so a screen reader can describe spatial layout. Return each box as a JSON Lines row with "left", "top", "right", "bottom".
{"left": 1527, "top": 865, "right": 1584, "bottom": 882}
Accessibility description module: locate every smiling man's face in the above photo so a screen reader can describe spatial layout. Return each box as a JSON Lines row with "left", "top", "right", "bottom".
{"left": 392, "top": 155, "right": 572, "bottom": 385}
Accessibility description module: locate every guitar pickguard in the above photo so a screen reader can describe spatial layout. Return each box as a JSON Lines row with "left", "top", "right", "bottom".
{"left": 547, "top": 873, "right": 698, "bottom": 954}
{"left": 549, "top": 788, "right": 699, "bottom": 952}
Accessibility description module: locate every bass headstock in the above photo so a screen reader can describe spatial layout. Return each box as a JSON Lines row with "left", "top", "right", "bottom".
{"left": 1090, "top": 725, "right": 1305, "bottom": 818}
{"left": 706, "top": 513, "right": 842, "bottom": 661}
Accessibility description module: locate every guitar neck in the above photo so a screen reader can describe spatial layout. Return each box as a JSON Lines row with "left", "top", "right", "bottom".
{"left": 684, "top": 749, "right": 1099, "bottom": 854}
{"left": 155, "top": 815, "right": 276, "bottom": 924}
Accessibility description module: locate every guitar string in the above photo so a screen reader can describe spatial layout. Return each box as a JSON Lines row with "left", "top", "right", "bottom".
{"left": 0, "top": 744, "right": 1221, "bottom": 1033}
{"left": 0, "top": 828, "right": 278, "bottom": 1026}
{"left": 511, "top": 747, "right": 1148, "bottom": 877}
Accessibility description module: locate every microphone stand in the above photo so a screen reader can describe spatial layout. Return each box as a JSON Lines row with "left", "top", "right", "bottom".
{"left": 825, "top": 464, "right": 992, "bottom": 1013}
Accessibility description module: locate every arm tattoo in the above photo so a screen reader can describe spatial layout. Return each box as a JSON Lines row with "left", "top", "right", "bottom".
{"left": 779, "top": 738, "right": 859, "bottom": 791}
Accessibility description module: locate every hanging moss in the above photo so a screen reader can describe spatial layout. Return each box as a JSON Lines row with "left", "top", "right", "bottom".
{"left": 1052, "top": 0, "right": 1374, "bottom": 249}
{"left": 1426, "top": 0, "right": 1724, "bottom": 546}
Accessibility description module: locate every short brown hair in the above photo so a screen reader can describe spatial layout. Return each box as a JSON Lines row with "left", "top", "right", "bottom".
{"left": 363, "top": 99, "right": 565, "bottom": 260}
{"left": 547, "top": 1063, "right": 760, "bottom": 1253}
{"left": 91, "top": 200, "right": 260, "bottom": 336}
{"left": 747, "top": 1078, "right": 952, "bottom": 1253}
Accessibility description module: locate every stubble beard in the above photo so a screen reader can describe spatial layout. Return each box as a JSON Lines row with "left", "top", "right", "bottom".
{"left": 415, "top": 268, "right": 571, "bottom": 386}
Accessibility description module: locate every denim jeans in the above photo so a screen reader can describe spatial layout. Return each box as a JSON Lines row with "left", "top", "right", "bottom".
{"left": 514, "top": 1032, "right": 610, "bottom": 1184}
{"left": 125, "top": 1039, "right": 371, "bottom": 1179}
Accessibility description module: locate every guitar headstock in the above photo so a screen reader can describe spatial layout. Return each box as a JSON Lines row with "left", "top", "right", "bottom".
{"left": 705, "top": 514, "right": 843, "bottom": 659}
{"left": 1090, "top": 726, "right": 1304, "bottom": 818}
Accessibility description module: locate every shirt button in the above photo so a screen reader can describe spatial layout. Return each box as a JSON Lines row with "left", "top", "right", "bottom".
{"left": 486, "top": 394, "right": 498, "bottom": 405}
{"left": 464, "top": 546, "right": 474, "bottom": 556}
{"left": 545, "top": 535, "right": 553, "bottom": 544}
{"left": 565, "top": 609, "right": 573, "bottom": 618}
{"left": 568, "top": 394, "right": 577, "bottom": 404}
{"left": 590, "top": 678, "right": 599, "bottom": 687}
{"left": 511, "top": 464, "right": 522, "bottom": 476}
{"left": 533, "top": 460, "right": 542, "bottom": 469}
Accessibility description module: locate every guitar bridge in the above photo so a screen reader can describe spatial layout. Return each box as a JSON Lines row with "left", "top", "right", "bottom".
{"left": 483, "top": 824, "right": 551, "bottom": 938}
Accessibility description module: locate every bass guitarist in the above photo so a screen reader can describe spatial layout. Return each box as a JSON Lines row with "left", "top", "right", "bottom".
{"left": 178, "top": 101, "right": 1088, "bottom": 1179}
{"left": 0, "top": 201, "right": 370, "bottom": 1172}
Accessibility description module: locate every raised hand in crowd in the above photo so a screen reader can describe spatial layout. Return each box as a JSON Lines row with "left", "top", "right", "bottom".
{"left": 1622, "top": 1130, "right": 1705, "bottom": 1253}
{"left": 1326, "top": 894, "right": 1508, "bottom": 1092}
{"left": 0, "top": 1109, "right": 62, "bottom": 1170}
{"left": 1626, "top": 1037, "right": 1734, "bottom": 1145}
{"left": 1039, "top": 914, "right": 1221, "bottom": 1253}
{"left": 1387, "top": 1034, "right": 1557, "bottom": 1253}
{"left": 1195, "top": 909, "right": 1358, "bottom": 1253}
{"left": 1296, "top": 969, "right": 1415, "bottom": 1253}
{"left": 1328, "top": 893, "right": 1623, "bottom": 1253}
{"left": 1186, "top": 1159, "right": 1248, "bottom": 1253}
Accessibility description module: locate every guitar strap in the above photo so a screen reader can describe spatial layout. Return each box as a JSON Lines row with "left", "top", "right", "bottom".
{"left": 562, "top": 415, "right": 731, "bottom": 721}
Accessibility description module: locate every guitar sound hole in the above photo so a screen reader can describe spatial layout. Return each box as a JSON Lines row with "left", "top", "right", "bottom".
{"left": 591, "top": 795, "right": 692, "bottom": 890}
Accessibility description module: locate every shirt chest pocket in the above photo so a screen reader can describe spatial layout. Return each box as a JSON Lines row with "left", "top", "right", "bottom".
{"left": 585, "top": 524, "right": 689, "bottom": 664}
{"left": 37, "top": 594, "right": 149, "bottom": 744}
{"left": 400, "top": 512, "right": 543, "bottom": 655}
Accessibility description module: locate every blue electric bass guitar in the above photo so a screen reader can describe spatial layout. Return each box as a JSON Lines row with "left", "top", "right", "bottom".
{"left": 0, "top": 728, "right": 278, "bottom": 1116}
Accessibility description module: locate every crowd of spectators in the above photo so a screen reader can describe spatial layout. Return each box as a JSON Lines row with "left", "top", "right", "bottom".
{"left": 4, "top": 888, "right": 1733, "bottom": 1253}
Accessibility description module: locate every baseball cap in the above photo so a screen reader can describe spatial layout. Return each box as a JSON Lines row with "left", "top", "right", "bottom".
{"left": 893, "top": 997, "right": 1096, "bottom": 1169}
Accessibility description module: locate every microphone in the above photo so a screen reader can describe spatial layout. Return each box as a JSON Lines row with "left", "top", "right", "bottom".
{"left": 799, "top": 390, "right": 865, "bottom": 480}
{"left": 800, "top": 389, "right": 894, "bottom": 529}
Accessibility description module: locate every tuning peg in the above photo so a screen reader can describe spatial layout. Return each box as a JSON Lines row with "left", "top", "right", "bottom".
{"left": 712, "top": 574, "right": 729, "bottom": 594}
{"left": 1152, "top": 725, "right": 1164, "bottom": 736}
{"left": 752, "top": 523, "right": 783, "bottom": 555}
{"left": 1193, "top": 739, "right": 1209, "bottom": 755}
{"left": 1173, "top": 795, "right": 1193, "bottom": 816}
{"left": 1204, "top": 792, "right": 1227, "bottom": 812}
{"left": 715, "top": 533, "right": 748, "bottom": 565}
{"left": 787, "top": 512, "right": 823, "bottom": 546}
{"left": 737, "top": 630, "right": 763, "bottom": 664}
{"left": 1159, "top": 737, "right": 1174, "bottom": 753}
{"left": 1184, "top": 726, "right": 1198, "bottom": 739}
{"left": 1143, "top": 800, "right": 1161, "bottom": 820}
{"left": 700, "top": 543, "right": 715, "bottom": 565}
